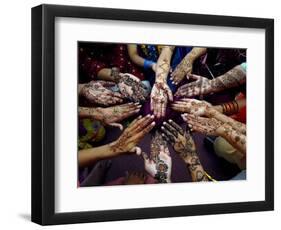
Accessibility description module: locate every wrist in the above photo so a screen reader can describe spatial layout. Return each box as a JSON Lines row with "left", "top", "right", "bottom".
{"left": 184, "top": 155, "right": 202, "bottom": 168}
{"left": 213, "top": 105, "right": 223, "bottom": 114}
{"left": 205, "top": 107, "right": 220, "bottom": 118}
{"left": 92, "top": 107, "right": 105, "bottom": 121}
{"left": 108, "top": 141, "right": 122, "bottom": 156}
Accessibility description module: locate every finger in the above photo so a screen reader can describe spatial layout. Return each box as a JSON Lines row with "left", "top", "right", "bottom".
{"left": 163, "top": 121, "right": 178, "bottom": 136}
{"left": 134, "top": 115, "right": 155, "bottom": 133}
{"left": 166, "top": 88, "right": 173, "bottom": 101}
{"left": 181, "top": 113, "right": 188, "bottom": 122}
{"left": 161, "top": 131, "right": 175, "bottom": 144}
{"left": 171, "top": 104, "right": 186, "bottom": 113}
{"left": 99, "top": 80, "right": 116, "bottom": 87}
{"left": 108, "top": 122, "right": 123, "bottom": 131}
{"left": 180, "top": 98, "right": 197, "bottom": 103}
{"left": 161, "top": 102, "right": 166, "bottom": 118}
{"left": 161, "top": 125, "right": 176, "bottom": 142}
{"left": 150, "top": 97, "right": 154, "bottom": 111}
{"left": 141, "top": 151, "right": 149, "bottom": 161}
{"left": 129, "top": 146, "right": 142, "bottom": 156}
{"left": 127, "top": 115, "right": 142, "bottom": 129}
{"left": 111, "top": 91, "right": 125, "bottom": 99}
{"left": 134, "top": 121, "right": 156, "bottom": 140}
{"left": 168, "top": 119, "right": 184, "bottom": 135}
{"left": 123, "top": 103, "right": 142, "bottom": 112}
{"left": 155, "top": 102, "right": 161, "bottom": 118}
{"left": 123, "top": 108, "right": 141, "bottom": 119}
{"left": 188, "top": 73, "right": 201, "bottom": 81}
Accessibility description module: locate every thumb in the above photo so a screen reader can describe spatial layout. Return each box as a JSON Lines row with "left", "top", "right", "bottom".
{"left": 141, "top": 151, "right": 149, "bottom": 161}
{"left": 188, "top": 74, "right": 201, "bottom": 81}
{"left": 129, "top": 146, "right": 142, "bottom": 156}
{"left": 166, "top": 87, "right": 173, "bottom": 101}
{"left": 108, "top": 122, "right": 123, "bottom": 131}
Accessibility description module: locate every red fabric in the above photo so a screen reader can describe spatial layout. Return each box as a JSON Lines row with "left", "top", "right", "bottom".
{"left": 231, "top": 92, "right": 246, "bottom": 124}
{"left": 79, "top": 44, "right": 145, "bottom": 80}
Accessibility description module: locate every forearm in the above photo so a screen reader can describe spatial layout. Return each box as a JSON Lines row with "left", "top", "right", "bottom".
{"left": 78, "top": 107, "right": 103, "bottom": 120}
{"left": 219, "top": 125, "right": 246, "bottom": 156}
{"left": 78, "top": 142, "right": 118, "bottom": 167}
{"left": 209, "top": 64, "right": 246, "bottom": 93}
{"left": 214, "top": 98, "right": 246, "bottom": 116}
{"left": 183, "top": 155, "right": 208, "bottom": 182}
{"left": 186, "top": 47, "right": 207, "bottom": 62}
{"left": 210, "top": 110, "right": 246, "bottom": 135}
{"left": 127, "top": 44, "right": 146, "bottom": 67}
{"left": 96, "top": 68, "right": 115, "bottom": 82}
{"left": 155, "top": 46, "right": 175, "bottom": 82}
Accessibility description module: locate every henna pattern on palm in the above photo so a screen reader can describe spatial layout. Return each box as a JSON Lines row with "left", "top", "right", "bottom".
{"left": 141, "top": 132, "right": 171, "bottom": 183}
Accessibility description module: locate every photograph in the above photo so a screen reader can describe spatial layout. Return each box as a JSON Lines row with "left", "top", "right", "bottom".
{"left": 77, "top": 42, "right": 247, "bottom": 187}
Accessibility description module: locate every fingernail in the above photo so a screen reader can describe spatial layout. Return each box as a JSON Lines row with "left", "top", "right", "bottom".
{"left": 151, "top": 122, "right": 156, "bottom": 126}
{"left": 168, "top": 119, "right": 172, "bottom": 122}
{"left": 150, "top": 115, "right": 155, "bottom": 118}
{"left": 163, "top": 122, "right": 167, "bottom": 125}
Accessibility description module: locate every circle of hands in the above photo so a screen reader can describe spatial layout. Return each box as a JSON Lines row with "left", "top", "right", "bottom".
{"left": 82, "top": 65, "right": 226, "bottom": 183}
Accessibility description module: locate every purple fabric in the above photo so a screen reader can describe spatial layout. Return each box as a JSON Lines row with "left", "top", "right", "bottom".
{"left": 82, "top": 121, "right": 240, "bottom": 185}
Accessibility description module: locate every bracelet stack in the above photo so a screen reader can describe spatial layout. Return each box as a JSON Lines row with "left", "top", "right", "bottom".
{"left": 221, "top": 100, "right": 239, "bottom": 115}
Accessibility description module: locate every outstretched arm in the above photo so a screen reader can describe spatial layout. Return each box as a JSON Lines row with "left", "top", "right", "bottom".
{"left": 183, "top": 114, "right": 246, "bottom": 156}
{"left": 171, "top": 47, "right": 207, "bottom": 85}
{"left": 79, "top": 102, "right": 141, "bottom": 130}
{"left": 150, "top": 46, "right": 174, "bottom": 118}
{"left": 79, "top": 115, "right": 155, "bottom": 167}
{"left": 175, "top": 63, "right": 246, "bottom": 98}
{"left": 127, "top": 44, "right": 156, "bottom": 71}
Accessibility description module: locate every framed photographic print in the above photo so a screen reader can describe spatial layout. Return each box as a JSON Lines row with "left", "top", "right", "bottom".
{"left": 31, "top": 4, "right": 274, "bottom": 225}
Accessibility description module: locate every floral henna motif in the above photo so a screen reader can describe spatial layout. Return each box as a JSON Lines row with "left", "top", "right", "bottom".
{"left": 183, "top": 114, "right": 223, "bottom": 136}
{"left": 142, "top": 132, "right": 171, "bottom": 183}
{"left": 80, "top": 80, "right": 123, "bottom": 105}
{"left": 118, "top": 74, "right": 148, "bottom": 102}
{"left": 154, "top": 159, "right": 169, "bottom": 183}
{"left": 160, "top": 119, "right": 208, "bottom": 182}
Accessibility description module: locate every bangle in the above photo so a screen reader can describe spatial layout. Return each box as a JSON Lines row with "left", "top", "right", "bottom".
{"left": 143, "top": 59, "right": 155, "bottom": 70}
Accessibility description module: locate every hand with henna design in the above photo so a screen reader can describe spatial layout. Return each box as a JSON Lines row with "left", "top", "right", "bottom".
{"left": 150, "top": 82, "right": 173, "bottom": 118}
{"left": 110, "top": 115, "right": 156, "bottom": 155}
{"left": 172, "top": 98, "right": 216, "bottom": 117}
{"left": 160, "top": 120, "right": 208, "bottom": 182}
{"left": 174, "top": 74, "right": 211, "bottom": 98}
{"left": 151, "top": 46, "right": 174, "bottom": 118}
{"left": 141, "top": 132, "right": 172, "bottom": 183}
{"left": 182, "top": 114, "right": 224, "bottom": 136}
{"left": 170, "top": 56, "right": 193, "bottom": 85}
{"left": 170, "top": 47, "right": 207, "bottom": 85}
{"left": 80, "top": 80, "right": 124, "bottom": 106}
{"left": 117, "top": 73, "right": 149, "bottom": 103}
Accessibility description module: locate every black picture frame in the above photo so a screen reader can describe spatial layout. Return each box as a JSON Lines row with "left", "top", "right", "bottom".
{"left": 31, "top": 4, "right": 274, "bottom": 225}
